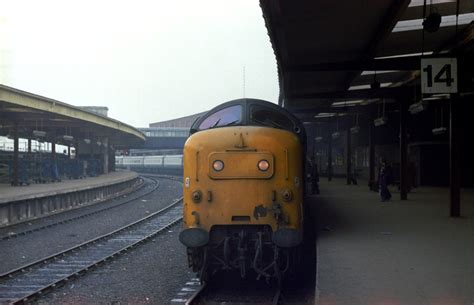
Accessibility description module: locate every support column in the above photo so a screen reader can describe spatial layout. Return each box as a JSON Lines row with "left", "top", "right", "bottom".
{"left": 103, "top": 138, "right": 109, "bottom": 174}
{"left": 75, "top": 140, "right": 80, "bottom": 158}
{"left": 51, "top": 142, "right": 56, "bottom": 159}
{"left": 449, "top": 96, "right": 460, "bottom": 217}
{"left": 400, "top": 99, "right": 408, "bottom": 200}
{"left": 327, "top": 130, "right": 333, "bottom": 182}
{"left": 111, "top": 149, "right": 116, "bottom": 172}
{"left": 67, "top": 145, "right": 71, "bottom": 158}
{"left": 28, "top": 138, "right": 32, "bottom": 153}
{"left": 346, "top": 128, "right": 352, "bottom": 185}
{"left": 369, "top": 122, "right": 376, "bottom": 191}
{"left": 12, "top": 125, "right": 19, "bottom": 186}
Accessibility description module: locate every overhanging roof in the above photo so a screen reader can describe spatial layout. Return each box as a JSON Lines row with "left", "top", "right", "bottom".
{"left": 0, "top": 85, "right": 145, "bottom": 148}
{"left": 260, "top": 0, "right": 474, "bottom": 121}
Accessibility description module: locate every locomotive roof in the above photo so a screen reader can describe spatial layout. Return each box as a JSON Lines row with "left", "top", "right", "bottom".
{"left": 190, "top": 98, "right": 306, "bottom": 143}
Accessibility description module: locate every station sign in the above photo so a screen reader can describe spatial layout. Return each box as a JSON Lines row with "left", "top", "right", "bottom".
{"left": 421, "top": 58, "right": 458, "bottom": 94}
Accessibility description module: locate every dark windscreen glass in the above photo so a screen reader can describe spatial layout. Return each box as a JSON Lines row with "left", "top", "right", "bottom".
{"left": 250, "top": 105, "right": 295, "bottom": 131}
{"left": 198, "top": 105, "right": 242, "bottom": 130}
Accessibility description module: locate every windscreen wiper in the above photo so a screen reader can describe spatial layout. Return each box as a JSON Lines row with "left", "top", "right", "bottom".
{"left": 210, "top": 118, "right": 221, "bottom": 128}
{"left": 224, "top": 120, "right": 239, "bottom": 126}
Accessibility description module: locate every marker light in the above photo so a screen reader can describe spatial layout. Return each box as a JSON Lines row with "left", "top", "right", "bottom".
{"left": 257, "top": 160, "right": 270, "bottom": 171}
{"left": 212, "top": 160, "right": 224, "bottom": 172}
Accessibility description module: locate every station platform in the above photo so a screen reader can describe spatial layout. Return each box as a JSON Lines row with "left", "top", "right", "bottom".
{"left": 310, "top": 179, "right": 473, "bottom": 305}
{"left": 0, "top": 171, "right": 140, "bottom": 227}
{"left": 0, "top": 171, "right": 138, "bottom": 204}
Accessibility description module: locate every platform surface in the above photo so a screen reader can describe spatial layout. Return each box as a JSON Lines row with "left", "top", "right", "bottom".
{"left": 0, "top": 171, "right": 138, "bottom": 204}
{"left": 311, "top": 179, "right": 474, "bottom": 305}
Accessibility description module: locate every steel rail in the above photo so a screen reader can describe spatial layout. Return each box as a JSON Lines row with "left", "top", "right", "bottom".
{"left": 185, "top": 283, "right": 282, "bottom": 305}
{"left": 0, "top": 196, "right": 183, "bottom": 305}
{"left": 185, "top": 283, "right": 207, "bottom": 305}
{"left": 0, "top": 176, "right": 159, "bottom": 241}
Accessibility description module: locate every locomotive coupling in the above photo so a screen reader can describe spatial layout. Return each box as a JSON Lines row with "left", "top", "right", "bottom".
{"left": 179, "top": 227, "right": 209, "bottom": 247}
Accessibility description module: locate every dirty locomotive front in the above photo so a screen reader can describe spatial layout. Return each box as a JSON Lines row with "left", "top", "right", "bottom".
{"left": 179, "top": 98, "right": 306, "bottom": 283}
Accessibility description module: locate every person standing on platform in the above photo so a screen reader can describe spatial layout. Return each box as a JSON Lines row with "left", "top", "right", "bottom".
{"left": 311, "top": 157, "right": 320, "bottom": 195}
{"left": 379, "top": 158, "right": 391, "bottom": 202}
{"left": 350, "top": 156, "right": 358, "bottom": 185}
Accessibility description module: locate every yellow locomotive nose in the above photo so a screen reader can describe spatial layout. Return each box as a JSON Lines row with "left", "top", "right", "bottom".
{"left": 180, "top": 98, "right": 305, "bottom": 282}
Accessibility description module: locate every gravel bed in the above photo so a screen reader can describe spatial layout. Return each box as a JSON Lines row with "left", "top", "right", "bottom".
{"left": 33, "top": 222, "right": 193, "bottom": 305}
{"left": 0, "top": 178, "right": 182, "bottom": 274}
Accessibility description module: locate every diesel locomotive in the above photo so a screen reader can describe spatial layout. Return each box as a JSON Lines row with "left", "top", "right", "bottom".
{"left": 179, "top": 98, "right": 306, "bottom": 283}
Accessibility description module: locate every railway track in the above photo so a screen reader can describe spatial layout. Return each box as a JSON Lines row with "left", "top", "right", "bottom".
{"left": 0, "top": 196, "right": 183, "bottom": 305}
{"left": 0, "top": 176, "right": 161, "bottom": 241}
{"left": 185, "top": 280, "right": 282, "bottom": 305}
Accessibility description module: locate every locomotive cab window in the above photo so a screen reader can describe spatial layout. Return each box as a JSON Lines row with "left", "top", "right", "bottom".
{"left": 198, "top": 105, "right": 242, "bottom": 131}
{"left": 250, "top": 105, "right": 295, "bottom": 132}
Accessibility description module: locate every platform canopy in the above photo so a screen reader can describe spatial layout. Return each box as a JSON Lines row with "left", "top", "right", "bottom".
{"left": 260, "top": 0, "right": 474, "bottom": 121}
{"left": 0, "top": 85, "right": 145, "bottom": 148}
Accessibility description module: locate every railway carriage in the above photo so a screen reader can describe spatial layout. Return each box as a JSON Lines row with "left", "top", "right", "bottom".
{"left": 179, "top": 98, "right": 306, "bottom": 283}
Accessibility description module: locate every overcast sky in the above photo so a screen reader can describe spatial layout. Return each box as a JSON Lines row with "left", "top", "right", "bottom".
{"left": 0, "top": 0, "right": 279, "bottom": 127}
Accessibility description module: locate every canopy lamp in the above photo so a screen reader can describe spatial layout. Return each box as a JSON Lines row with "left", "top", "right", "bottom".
{"left": 315, "top": 136, "right": 323, "bottom": 143}
{"left": 374, "top": 117, "right": 388, "bottom": 127}
{"left": 62, "top": 135, "right": 74, "bottom": 141}
{"left": 350, "top": 126, "right": 360, "bottom": 134}
{"left": 351, "top": 114, "right": 360, "bottom": 134}
{"left": 432, "top": 127, "right": 447, "bottom": 135}
{"left": 374, "top": 99, "right": 387, "bottom": 127}
{"left": 84, "top": 138, "right": 91, "bottom": 144}
{"left": 409, "top": 101, "right": 428, "bottom": 114}
{"left": 432, "top": 107, "right": 447, "bottom": 136}
{"left": 331, "top": 131, "right": 340, "bottom": 139}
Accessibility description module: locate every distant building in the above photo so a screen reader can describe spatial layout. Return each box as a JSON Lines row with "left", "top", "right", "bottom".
{"left": 130, "top": 111, "right": 209, "bottom": 156}
{"left": 149, "top": 112, "right": 206, "bottom": 128}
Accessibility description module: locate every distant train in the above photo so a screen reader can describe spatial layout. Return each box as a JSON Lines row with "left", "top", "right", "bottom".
{"left": 179, "top": 98, "right": 307, "bottom": 284}
{"left": 115, "top": 155, "right": 183, "bottom": 175}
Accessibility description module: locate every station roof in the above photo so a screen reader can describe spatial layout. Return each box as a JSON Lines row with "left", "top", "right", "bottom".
{"left": 260, "top": 0, "right": 474, "bottom": 121}
{"left": 0, "top": 85, "right": 145, "bottom": 148}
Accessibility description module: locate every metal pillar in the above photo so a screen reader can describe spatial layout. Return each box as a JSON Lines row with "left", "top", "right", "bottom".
{"left": 449, "top": 96, "right": 460, "bottom": 217}
{"left": 327, "top": 130, "right": 333, "bottom": 181}
{"left": 346, "top": 129, "right": 352, "bottom": 185}
{"left": 27, "top": 138, "right": 32, "bottom": 153}
{"left": 103, "top": 138, "right": 109, "bottom": 174}
{"left": 67, "top": 145, "right": 71, "bottom": 158}
{"left": 111, "top": 149, "right": 116, "bottom": 172}
{"left": 75, "top": 140, "right": 79, "bottom": 157}
{"left": 400, "top": 99, "right": 408, "bottom": 200}
{"left": 12, "top": 125, "right": 19, "bottom": 186}
{"left": 51, "top": 142, "right": 56, "bottom": 159}
{"left": 368, "top": 122, "right": 376, "bottom": 191}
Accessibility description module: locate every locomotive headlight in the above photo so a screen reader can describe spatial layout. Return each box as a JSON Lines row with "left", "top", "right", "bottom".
{"left": 257, "top": 160, "right": 270, "bottom": 172}
{"left": 212, "top": 160, "right": 224, "bottom": 172}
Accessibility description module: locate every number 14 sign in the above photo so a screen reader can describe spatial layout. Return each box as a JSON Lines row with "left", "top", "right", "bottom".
{"left": 421, "top": 58, "right": 458, "bottom": 94}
